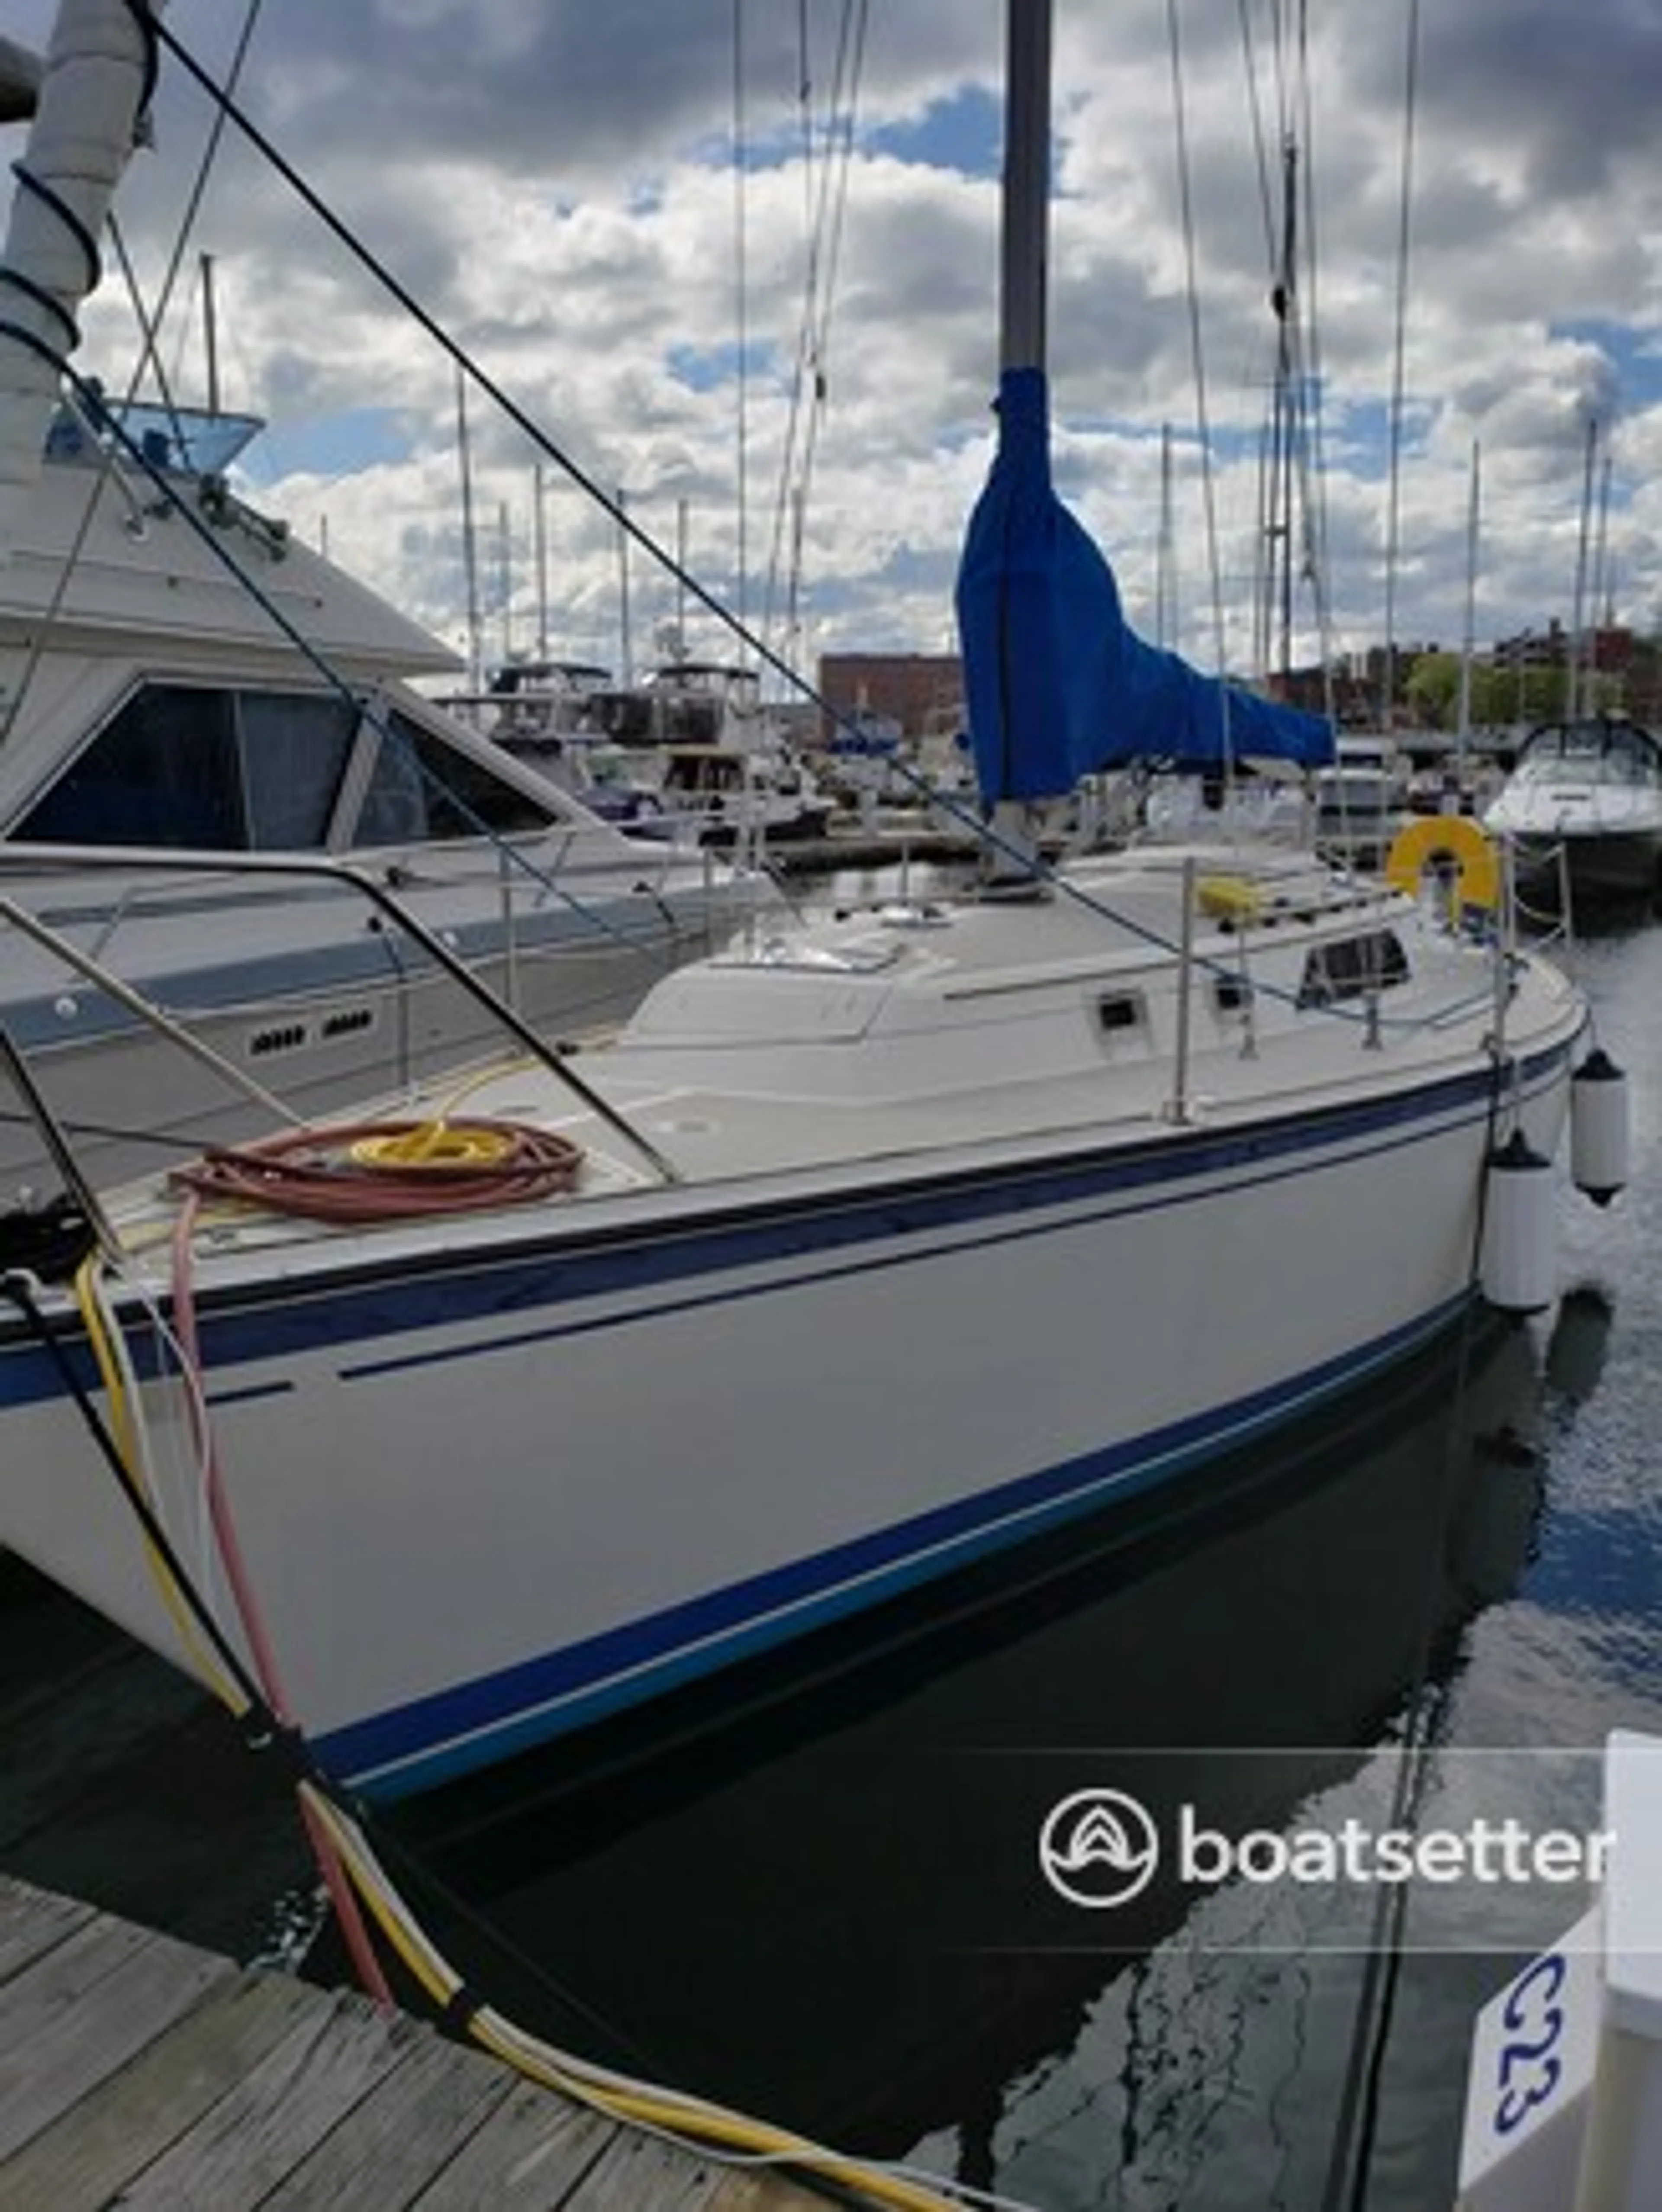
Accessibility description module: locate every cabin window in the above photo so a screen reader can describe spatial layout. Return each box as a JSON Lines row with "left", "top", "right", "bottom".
{"left": 350, "top": 713, "right": 550, "bottom": 844}
{"left": 660, "top": 696, "right": 724, "bottom": 746}
{"left": 1298, "top": 930, "right": 1410, "bottom": 1008}
{"left": 1214, "top": 975, "right": 1253, "bottom": 1013}
{"left": 15, "top": 683, "right": 358, "bottom": 851}
{"left": 16, "top": 684, "right": 245, "bottom": 847}
{"left": 240, "top": 692, "right": 358, "bottom": 847}
{"left": 1096, "top": 992, "right": 1144, "bottom": 1034}
{"left": 15, "top": 684, "right": 551, "bottom": 853}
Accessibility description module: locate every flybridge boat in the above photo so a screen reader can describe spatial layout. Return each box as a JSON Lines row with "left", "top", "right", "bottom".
{"left": 1482, "top": 715, "right": 1662, "bottom": 906}
{"left": 0, "top": 1, "right": 1623, "bottom": 1810}
{"left": 0, "top": 32, "right": 760, "bottom": 1201}
{"left": 464, "top": 656, "right": 837, "bottom": 849}
{"left": 0, "top": 413, "right": 760, "bottom": 1197}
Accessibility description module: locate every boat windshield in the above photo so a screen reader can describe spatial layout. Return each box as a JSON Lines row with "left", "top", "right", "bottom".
{"left": 45, "top": 398, "right": 264, "bottom": 476}
{"left": 1516, "top": 726, "right": 1661, "bottom": 787}
{"left": 12, "top": 682, "right": 553, "bottom": 851}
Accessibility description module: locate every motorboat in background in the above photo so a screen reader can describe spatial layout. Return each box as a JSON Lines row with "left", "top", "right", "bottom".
{"left": 446, "top": 657, "right": 683, "bottom": 833}
{"left": 1312, "top": 736, "right": 1411, "bottom": 869}
{"left": 461, "top": 654, "right": 835, "bottom": 849}
{"left": 0, "top": 84, "right": 761, "bottom": 1199}
{"left": 0, "top": 405, "right": 762, "bottom": 1198}
{"left": 1481, "top": 715, "right": 1662, "bottom": 907}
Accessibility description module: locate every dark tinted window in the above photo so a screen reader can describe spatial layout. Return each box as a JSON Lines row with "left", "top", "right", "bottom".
{"left": 1298, "top": 930, "right": 1410, "bottom": 1008}
{"left": 351, "top": 712, "right": 551, "bottom": 843}
{"left": 16, "top": 685, "right": 244, "bottom": 847}
{"left": 240, "top": 691, "right": 358, "bottom": 848}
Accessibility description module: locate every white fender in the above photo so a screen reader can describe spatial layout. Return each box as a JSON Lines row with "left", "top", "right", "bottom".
{"left": 1572, "top": 1050, "right": 1629, "bottom": 1209}
{"left": 1480, "top": 1129, "right": 1556, "bottom": 1316}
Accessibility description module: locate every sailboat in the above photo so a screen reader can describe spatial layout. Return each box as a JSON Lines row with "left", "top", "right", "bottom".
{"left": 0, "top": 6, "right": 761, "bottom": 1201}
{"left": 0, "top": 1, "right": 1615, "bottom": 1804}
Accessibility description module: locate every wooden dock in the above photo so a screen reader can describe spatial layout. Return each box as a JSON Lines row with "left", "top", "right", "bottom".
{"left": 0, "top": 1874, "right": 832, "bottom": 2210}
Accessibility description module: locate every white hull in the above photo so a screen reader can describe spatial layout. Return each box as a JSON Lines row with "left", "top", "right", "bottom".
{"left": 0, "top": 913, "right": 1581, "bottom": 1798}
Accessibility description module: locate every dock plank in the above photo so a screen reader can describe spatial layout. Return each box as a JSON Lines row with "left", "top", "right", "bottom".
{"left": 703, "top": 2176, "right": 847, "bottom": 2211}
{"left": 0, "top": 1877, "right": 860, "bottom": 2212}
{"left": 0, "top": 1878, "right": 93, "bottom": 1981}
{"left": 0, "top": 1913, "right": 232, "bottom": 2160}
{"left": 405, "top": 2078, "right": 619, "bottom": 2209}
{"left": 0, "top": 1972, "right": 314, "bottom": 2210}
{"left": 103, "top": 1987, "right": 431, "bottom": 2210}
{"left": 561, "top": 2128, "right": 732, "bottom": 2210}
{"left": 252, "top": 2017, "right": 514, "bottom": 2209}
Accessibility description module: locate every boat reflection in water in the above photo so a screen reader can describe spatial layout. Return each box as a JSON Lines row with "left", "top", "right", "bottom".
{"left": 366, "top": 1296, "right": 1601, "bottom": 2201}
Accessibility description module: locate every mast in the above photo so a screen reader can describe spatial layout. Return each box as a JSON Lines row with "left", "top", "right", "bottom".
{"left": 1259, "top": 136, "right": 1300, "bottom": 689}
{"left": 616, "top": 485, "right": 633, "bottom": 686}
{"left": 1590, "top": 443, "right": 1614, "bottom": 706}
{"left": 1455, "top": 438, "right": 1479, "bottom": 775}
{"left": 999, "top": 0, "right": 1050, "bottom": 375}
{"left": 200, "top": 249, "right": 220, "bottom": 415}
{"left": 533, "top": 460, "right": 549, "bottom": 660}
{"left": 986, "top": 0, "right": 1050, "bottom": 865}
{"left": 1568, "top": 413, "right": 1598, "bottom": 723}
{"left": 454, "top": 365, "right": 483, "bottom": 691}
{"left": 496, "top": 498, "right": 511, "bottom": 664}
{"left": 1156, "top": 421, "right": 1176, "bottom": 649}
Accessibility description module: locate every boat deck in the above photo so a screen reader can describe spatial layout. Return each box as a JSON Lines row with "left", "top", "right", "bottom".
{"left": 0, "top": 1874, "right": 829, "bottom": 2210}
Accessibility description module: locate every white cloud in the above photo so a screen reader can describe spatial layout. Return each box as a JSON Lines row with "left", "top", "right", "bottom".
{"left": 22, "top": 0, "right": 1662, "bottom": 696}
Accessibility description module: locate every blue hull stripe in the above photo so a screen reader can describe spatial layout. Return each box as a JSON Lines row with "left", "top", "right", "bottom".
{"left": 328, "top": 1292, "right": 1469, "bottom": 1799}
{"left": 342, "top": 1083, "right": 1478, "bottom": 1386}
{"left": 0, "top": 1035, "right": 1572, "bottom": 1411}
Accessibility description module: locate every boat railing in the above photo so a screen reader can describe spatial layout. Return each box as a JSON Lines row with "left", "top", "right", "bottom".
{"left": 3, "top": 819, "right": 736, "bottom": 1004}
{"left": 0, "top": 846, "right": 676, "bottom": 1183}
{"left": 1488, "top": 828, "right": 1578, "bottom": 963}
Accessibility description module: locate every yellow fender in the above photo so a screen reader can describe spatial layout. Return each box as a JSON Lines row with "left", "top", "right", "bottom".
{"left": 1195, "top": 874, "right": 1262, "bottom": 924}
{"left": 1385, "top": 814, "right": 1500, "bottom": 910}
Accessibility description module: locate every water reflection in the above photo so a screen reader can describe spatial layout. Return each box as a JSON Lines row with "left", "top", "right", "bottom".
{"left": 371, "top": 1307, "right": 1552, "bottom": 2189}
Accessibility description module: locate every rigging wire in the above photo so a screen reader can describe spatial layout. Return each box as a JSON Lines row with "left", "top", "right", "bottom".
{"left": 1165, "top": 0, "right": 1238, "bottom": 787}
{"left": 1237, "top": 0, "right": 1333, "bottom": 702}
{"left": 760, "top": 0, "right": 869, "bottom": 672}
{"left": 70, "top": 12, "right": 1524, "bottom": 1045}
{"left": 3, "top": 5, "right": 719, "bottom": 992}
{"left": 1292, "top": 0, "right": 1337, "bottom": 726}
{"left": 732, "top": 0, "right": 750, "bottom": 653}
{"left": 98, "top": 2, "right": 1354, "bottom": 975}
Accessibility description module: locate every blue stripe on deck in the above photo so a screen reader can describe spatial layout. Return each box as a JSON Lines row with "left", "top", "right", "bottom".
{"left": 0, "top": 1043, "right": 1563, "bottom": 1411}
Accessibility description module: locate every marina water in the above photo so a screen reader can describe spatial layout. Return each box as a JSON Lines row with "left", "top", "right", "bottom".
{"left": 3, "top": 887, "right": 1659, "bottom": 2211}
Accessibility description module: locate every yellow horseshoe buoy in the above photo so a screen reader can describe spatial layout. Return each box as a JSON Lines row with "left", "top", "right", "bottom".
{"left": 1384, "top": 814, "right": 1500, "bottom": 911}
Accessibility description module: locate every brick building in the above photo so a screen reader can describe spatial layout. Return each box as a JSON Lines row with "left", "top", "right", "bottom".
{"left": 816, "top": 652, "right": 964, "bottom": 743}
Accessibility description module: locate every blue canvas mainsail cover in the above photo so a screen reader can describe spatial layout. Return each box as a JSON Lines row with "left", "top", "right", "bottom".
{"left": 955, "top": 367, "right": 1334, "bottom": 802}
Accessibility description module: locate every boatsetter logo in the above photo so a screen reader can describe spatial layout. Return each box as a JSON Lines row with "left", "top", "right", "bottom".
{"left": 1037, "top": 1788, "right": 1612, "bottom": 1909}
{"left": 1038, "top": 1789, "right": 1161, "bottom": 1909}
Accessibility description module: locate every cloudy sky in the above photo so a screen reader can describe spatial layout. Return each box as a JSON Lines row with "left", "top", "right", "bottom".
{"left": 11, "top": 0, "right": 1662, "bottom": 699}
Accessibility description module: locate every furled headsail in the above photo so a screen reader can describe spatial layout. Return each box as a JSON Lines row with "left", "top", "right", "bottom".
{"left": 955, "top": 370, "right": 1333, "bottom": 805}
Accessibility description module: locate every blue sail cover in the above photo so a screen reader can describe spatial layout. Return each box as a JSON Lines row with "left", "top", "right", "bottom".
{"left": 955, "top": 367, "right": 1334, "bottom": 802}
